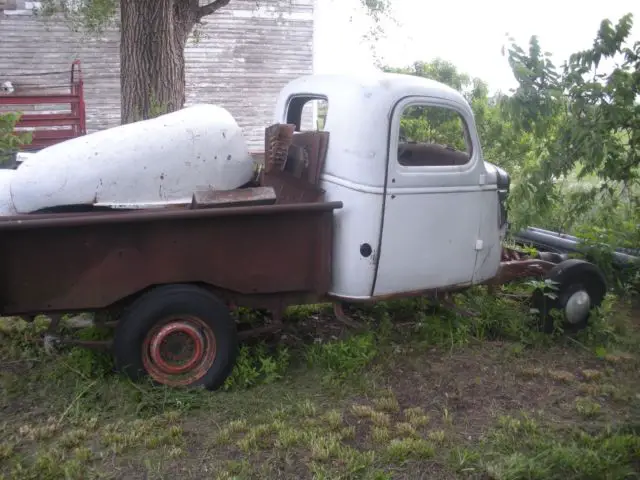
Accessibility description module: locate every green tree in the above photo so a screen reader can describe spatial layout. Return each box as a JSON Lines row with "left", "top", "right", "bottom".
{"left": 387, "top": 16, "right": 638, "bottom": 242}
{"left": 0, "top": 113, "right": 32, "bottom": 167}
{"left": 502, "top": 13, "right": 639, "bottom": 233}
{"left": 38, "top": 0, "right": 392, "bottom": 125}
{"left": 385, "top": 59, "right": 484, "bottom": 104}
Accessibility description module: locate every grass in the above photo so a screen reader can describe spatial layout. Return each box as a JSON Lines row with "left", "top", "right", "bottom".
{"left": 471, "top": 413, "right": 640, "bottom": 479}
{"left": 0, "top": 284, "right": 638, "bottom": 479}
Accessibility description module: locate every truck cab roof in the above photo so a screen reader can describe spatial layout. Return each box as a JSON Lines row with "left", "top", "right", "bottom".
{"left": 276, "top": 71, "right": 470, "bottom": 113}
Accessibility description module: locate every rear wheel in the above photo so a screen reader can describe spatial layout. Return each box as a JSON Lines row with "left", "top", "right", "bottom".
{"left": 532, "top": 259, "right": 607, "bottom": 333}
{"left": 113, "top": 284, "right": 238, "bottom": 390}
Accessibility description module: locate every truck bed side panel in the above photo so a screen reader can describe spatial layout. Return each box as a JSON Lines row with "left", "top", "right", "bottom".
{"left": 0, "top": 203, "right": 339, "bottom": 315}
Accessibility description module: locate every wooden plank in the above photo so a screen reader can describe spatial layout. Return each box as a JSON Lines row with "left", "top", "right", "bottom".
{"left": 190, "top": 187, "right": 277, "bottom": 209}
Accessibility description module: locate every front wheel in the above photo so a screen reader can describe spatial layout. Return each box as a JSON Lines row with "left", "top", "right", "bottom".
{"left": 532, "top": 259, "right": 607, "bottom": 334}
{"left": 113, "top": 284, "right": 238, "bottom": 390}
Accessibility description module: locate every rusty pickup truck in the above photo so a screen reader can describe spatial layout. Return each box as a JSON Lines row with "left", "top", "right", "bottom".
{"left": 0, "top": 72, "right": 607, "bottom": 390}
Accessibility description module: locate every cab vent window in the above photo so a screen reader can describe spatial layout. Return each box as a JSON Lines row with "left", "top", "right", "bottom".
{"left": 397, "top": 104, "right": 472, "bottom": 167}
{"left": 286, "top": 96, "right": 328, "bottom": 132}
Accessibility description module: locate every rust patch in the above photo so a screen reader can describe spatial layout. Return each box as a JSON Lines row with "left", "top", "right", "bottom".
{"left": 264, "top": 123, "right": 295, "bottom": 173}
{"left": 141, "top": 315, "right": 217, "bottom": 387}
{"left": 0, "top": 201, "right": 341, "bottom": 315}
{"left": 260, "top": 124, "right": 330, "bottom": 205}
{"left": 488, "top": 259, "right": 555, "bottom": 285}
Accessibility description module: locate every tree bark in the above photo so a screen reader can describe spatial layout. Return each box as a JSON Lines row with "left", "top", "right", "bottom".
{"left": 119, "top": 0, "right": 230, "bottom": 124}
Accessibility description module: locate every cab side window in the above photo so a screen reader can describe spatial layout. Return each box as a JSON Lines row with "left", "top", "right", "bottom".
{"left": 397, "top": 104, "right": 472, "bottom": 167}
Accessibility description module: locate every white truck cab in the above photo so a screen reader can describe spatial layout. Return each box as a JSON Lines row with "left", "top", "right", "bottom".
{"left": 274, "top": 72, "right": 510, "bottom": 301}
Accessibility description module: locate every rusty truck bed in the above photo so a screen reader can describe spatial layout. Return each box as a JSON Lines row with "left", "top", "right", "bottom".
{"left": 0, "top": 200, "right": 341, "bottom": 316}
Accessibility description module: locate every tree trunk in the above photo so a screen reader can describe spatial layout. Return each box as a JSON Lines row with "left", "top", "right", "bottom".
{"left": 120, "top": 0, "right": 197, "bottom": 124}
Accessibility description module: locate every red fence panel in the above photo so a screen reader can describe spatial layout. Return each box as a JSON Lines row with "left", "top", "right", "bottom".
{"left": 0, "top": 60, "right": 87, "bottom": 152}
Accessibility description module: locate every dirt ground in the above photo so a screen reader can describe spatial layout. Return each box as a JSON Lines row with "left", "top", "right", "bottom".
{"left": 0, "top": 298, "right": 639, "bottom": 479}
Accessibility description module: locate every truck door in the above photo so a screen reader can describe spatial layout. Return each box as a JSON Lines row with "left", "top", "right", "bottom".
{"left": 372, "top": 96, "right": 484, "bottom": 297}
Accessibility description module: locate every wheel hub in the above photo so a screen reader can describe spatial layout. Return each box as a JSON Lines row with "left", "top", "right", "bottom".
{"left": 565, "top": 290, "right": 591, "bottom": 324}
{"left": 142, "top": 315, "right": 217, "bottom": 387}
{"left": 150, "top": 321, "right": 205, "bottom": 374}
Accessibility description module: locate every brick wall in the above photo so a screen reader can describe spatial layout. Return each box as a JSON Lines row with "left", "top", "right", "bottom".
{"left": 0, "top": 0, "right": 315, "bottom": 150}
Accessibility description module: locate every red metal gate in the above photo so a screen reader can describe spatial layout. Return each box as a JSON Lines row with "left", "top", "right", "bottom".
{"left": 0, "top": 60, "right": 87, "bottom": 151}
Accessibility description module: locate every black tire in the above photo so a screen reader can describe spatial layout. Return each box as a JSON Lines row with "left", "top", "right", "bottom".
{"left": 532, "top": 259, "right": 607, "bottom": 334}
{"left": 113, "top": 284, "right": 238, "bottom": 390}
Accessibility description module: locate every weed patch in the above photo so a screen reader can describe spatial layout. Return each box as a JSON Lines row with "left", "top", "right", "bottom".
{"left": 384, "top": 437, "right": 435, "bottom": 462}
{"left": 404, "top": 407, "right": 430, "bottom": 428}
{"left": 306, "top": 332, "right": 378, "bottom": 382}
{"left": 223, "top": 343, "right": 290, "bottom": 390}
{"left": 474, "top": 413, "right": 640, "bottom": 479}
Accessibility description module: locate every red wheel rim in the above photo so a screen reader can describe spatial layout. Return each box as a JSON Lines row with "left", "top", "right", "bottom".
{"left": 142, "top": 315, "right": 217, "bottom": 387}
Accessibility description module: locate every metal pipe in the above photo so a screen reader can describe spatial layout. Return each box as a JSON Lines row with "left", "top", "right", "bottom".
{"left": 513, "top": 228, "right": 639, "bottom": 266}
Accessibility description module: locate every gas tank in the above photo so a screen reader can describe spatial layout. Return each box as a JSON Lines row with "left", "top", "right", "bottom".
{"left": 10, "top": 104, "right": 256, "bottom": 213}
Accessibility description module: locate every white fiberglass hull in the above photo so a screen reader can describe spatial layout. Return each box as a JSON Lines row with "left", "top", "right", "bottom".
{"left": 10, "top": 104, "right": 255, "bottom": 213}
